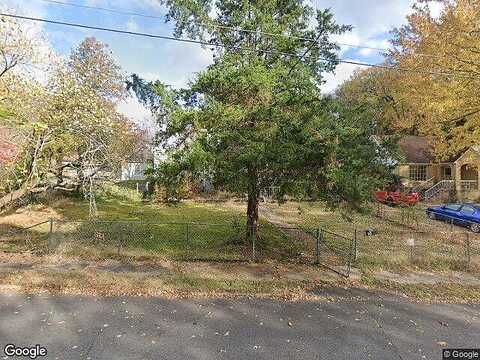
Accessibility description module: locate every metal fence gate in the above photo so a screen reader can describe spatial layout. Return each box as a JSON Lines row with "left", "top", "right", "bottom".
{"left": 315, "top": 228, "right": 355, "bottom": 277}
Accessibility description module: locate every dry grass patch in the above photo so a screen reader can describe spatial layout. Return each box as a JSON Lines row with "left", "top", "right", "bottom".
{"left": 0, "top": 267, "right": 327, "bottom": 301}
{"left": 361, "top": 275, "right": 480, "bottom": 303}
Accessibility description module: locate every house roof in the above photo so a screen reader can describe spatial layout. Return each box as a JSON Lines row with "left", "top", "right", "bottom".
{"left": 398, "top": 136, "right": 436, "bottom": 163}
{"left": 398, "top": 136, "right": 480, "bottom": 164}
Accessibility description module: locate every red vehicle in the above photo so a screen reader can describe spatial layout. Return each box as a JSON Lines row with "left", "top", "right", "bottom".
{"left": 374, "top": 189, "right": 420, "bottom": 206}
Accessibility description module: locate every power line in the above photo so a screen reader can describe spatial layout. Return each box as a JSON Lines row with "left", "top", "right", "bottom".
{"left": 38, "top": 0, "right": 393, "bottom": 53}
{"left": 286, "top": 33, "right": 322, "bottom": 77}
{"left": 0, "top": 12, "right": 297, "bottom": 58}
{"left": 39, "top": 0, "right": 165, "bottom": 21}
{"left": 1, "top": 12, "right": 477, "bottom": 79}
{"left": 37, "top": 0, "right": 452, "bottom": 60}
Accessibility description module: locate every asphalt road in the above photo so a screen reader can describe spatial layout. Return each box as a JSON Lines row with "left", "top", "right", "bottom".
{"left": 0, "top": 288, "right": 478, "bottom": 360}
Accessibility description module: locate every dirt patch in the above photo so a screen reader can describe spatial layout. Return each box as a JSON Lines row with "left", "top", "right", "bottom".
{"left": 0, "top": 252, "right": 41, "bottom": 264}
{"left": 95, "top": 262, "right": 170, "bottom": 274}
{"left": 0, "top": 203, "right": 63, "bottom": 228}
{"left": 360, "top": 276, "right": 480, "bottom": 303}
{"left": 374, "top": 269, "right": 480, "bottom": 286}
{"left": 1, "top": 253, "right": 479, "bottom": 302}
{"left": 0, "top": 262, "right": 34, "bottom": 270}
{"left": 0, "top": 255, "right": 339, "bottom": 282}
{"left": 0, "top": 267, "right": 330, "bottom": 301}
{"left": 0, "top": 252, "right": 345, "bottom": 299}
{"left": 174, "top": 261, "right": 340, "bottom": 282}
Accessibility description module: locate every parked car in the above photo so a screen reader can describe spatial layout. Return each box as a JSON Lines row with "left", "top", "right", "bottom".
{"left": 374, "top": 190, "right": 420, "bottom": 206}
{"left": 426, "top": 203, "right": 480, "bottom": 233}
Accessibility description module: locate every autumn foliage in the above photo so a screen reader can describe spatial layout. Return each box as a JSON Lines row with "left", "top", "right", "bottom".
{"left": 338, "top": 0, "right": 480, "bottom": 161}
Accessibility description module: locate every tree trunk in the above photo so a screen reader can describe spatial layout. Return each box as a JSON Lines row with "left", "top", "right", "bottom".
{"left": 246, "top": 183, "right": 259, "bottom": 241}
{"left": 56, "top": 164, "right": 64, "bottom": 186}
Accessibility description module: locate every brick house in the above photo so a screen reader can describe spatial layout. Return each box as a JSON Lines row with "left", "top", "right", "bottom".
{"left": 396, "top": 136, "right": 480, "bottom": 201}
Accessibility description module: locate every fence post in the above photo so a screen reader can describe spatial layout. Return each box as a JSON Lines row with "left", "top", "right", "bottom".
{"left": 117, "top": 224, "right": 123, "bottom": 256}
{"left": 248, "top": 226, "right": 258, "bottom": 262}
{"left": 450, "top": 217, "right": 454, "bottom": 232}
{"left": 410, "top": 236, "right": 415, "bottom": 263}
{"left": 314, "top": 228, "right": 321, "bottom": 264}
{"left": 48, "top": 218, "right": 54, "bottom": 252}
{"left": 249, "top": 228, "right": 256, "bottom": 262}
{"left": 353, "top": 228, "right": 358, "bottom": 262}
{"left": 466, "top": 232, "right": 471, "bottom": 270}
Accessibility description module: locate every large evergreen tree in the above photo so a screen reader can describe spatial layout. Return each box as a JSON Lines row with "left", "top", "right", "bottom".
{"left": 129, "top": 1, "right": 397, "bottom": 237}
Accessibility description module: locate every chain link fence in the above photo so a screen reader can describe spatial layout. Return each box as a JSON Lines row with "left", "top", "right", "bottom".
{"left": 49, "top": 220, "right": 249, "bottom": 261}
{"left": 356, "top": 227, "right": 479, "bottom": 271}
{"left": 316, "top": 229, "right": 354, "bottom": 277}
{"left": 2, "top": 209, "right": 478, "bottom": 276}
{"left": 0, "top": 219, "right": 319, "bottom": 263}
{"left": 345, "top": 203, "right": 480, "bottom": 271}
{"left": 0, "top": 221, "right": 51, "bottom": 254}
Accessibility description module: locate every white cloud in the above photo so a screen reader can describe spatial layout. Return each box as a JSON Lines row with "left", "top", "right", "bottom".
{"left": 322, "top": 62, "right": 362, "bottom": 94}
{"left": 317, "top": 0, "right": 444, "bottom": 93}
{"left": 358, "top": 38, "right": 391, "bottom": 56}
{"left": 117, "top": 96, "right": 155, "bottom": 130}
{"left": 1, "top": 1, "right": 56, "bottom": 84}
{"left": 126, "top": 18, "right": 139, "bottom": 32}
{"left": 156, "top": 44, "right": 213, "bottom": 89}
{"left": 86, "top": 0, "right": 165, "bottom": 12}
{"left": 317, "top": 0, "right": 415, "bottom": 38}
{"left": 429, "top": 2, "right": 445, "bottom": 18}
{"left": 332, "top": 32, "right": 361, "bottom": 56}
{"left": 141, "top": 72, "right": 163, "bottom": 82}
{"left": 316, "top": 0, "right": 425, "bottom": 93}
{"left": 1, "top": 0, "right": 48, "bottom": 17}
{"left": 11, "top": 0, "right": 441, "bottom": 118}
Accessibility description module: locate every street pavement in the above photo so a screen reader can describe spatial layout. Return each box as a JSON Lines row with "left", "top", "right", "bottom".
{"left": 0, "top": 287, "right": 479, "bottom": 360}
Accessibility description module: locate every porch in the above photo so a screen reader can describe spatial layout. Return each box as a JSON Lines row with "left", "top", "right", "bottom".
{"left": 400, "top": 161, "right": 479, "bottom": 201}
{"left": 396, "top": 137, "right": 480, "bottom": 201}
{"left": 454, "top": 148, "right": 480, "bottom": 199}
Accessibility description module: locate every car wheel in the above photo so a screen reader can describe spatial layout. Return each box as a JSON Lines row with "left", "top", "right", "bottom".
{"left": 470, "top": 223, "right": 480, "bottom": 233}
{"left": 427, "top": 211, "right": 436, "bottom": 220}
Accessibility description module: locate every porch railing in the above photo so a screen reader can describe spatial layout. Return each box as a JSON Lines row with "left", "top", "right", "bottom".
{"left": 417, "top": 177, "right": 435, "bottom": 190}
{"left": 423, "top": 180, "right": 455, "bottom": 201}
{"left": 460, "top": 180, "right": 478, "bottom": 191}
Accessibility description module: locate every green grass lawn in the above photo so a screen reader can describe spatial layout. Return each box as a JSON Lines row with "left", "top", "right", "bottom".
{"left": 262, "top": 201, "right": 480, "bottom": 273}
{"left": 0, "top": 187, "right": 305, "bottom": 262}
{"left": 4, "top": 186, "right": 477, "bottom": 271}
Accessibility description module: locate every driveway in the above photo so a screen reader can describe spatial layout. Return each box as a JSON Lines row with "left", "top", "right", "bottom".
{"left": 0, "top": 288, "right": 478, "bottom": 360}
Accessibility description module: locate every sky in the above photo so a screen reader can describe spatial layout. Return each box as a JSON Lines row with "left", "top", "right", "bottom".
{"left": 2, "top": 0, "right": 443, "bottom": 127}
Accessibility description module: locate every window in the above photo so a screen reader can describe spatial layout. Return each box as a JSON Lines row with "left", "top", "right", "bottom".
{"left": 409, "top": 165, "right": 427, "bottom": 181}
{"left": 442, "top": 166, "right": 452, "bottom": 180}
{"left": 445, "top": 204, "right": 462, "bottom": 211}
{"left": 461, "top": 205, "right": 476, "bottom": 215}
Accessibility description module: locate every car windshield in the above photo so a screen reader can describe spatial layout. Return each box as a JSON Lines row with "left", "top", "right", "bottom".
{"left": 461, "top": 205, "right": 476, "bottom": 215}
{"left": 444, "top": 204, "right": 462, "bottom": 211}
